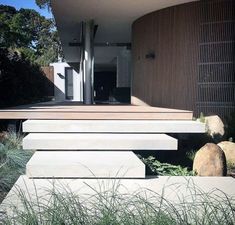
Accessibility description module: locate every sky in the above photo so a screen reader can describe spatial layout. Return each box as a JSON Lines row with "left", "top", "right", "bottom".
{"left": 0, "top": 0, "right": 52, "bottom": 18}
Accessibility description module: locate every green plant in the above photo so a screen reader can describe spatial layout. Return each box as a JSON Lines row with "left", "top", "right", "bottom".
{"left": 199, "top": 112, "right": 206, "bottom": 123}
{"left": 227, "top": 161, "right": 235, "bottom": 175}
{"left": 141, "top": 156, "right": 194, "bottom": 176}
{"left": 2, "top": 132, "right": 23, "bottom": 149}
{"left": 186, "top": 149, "right": 196, "bottom": 162}
{"left": 0, "top": 132, "right": 33, "bottom": 193}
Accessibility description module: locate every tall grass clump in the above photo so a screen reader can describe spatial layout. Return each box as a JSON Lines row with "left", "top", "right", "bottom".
{"left": 0, "top": 132, "right": 33, "bottom": 194}
{"left": 1, "top": 179, "right": 235, "bottom": 225}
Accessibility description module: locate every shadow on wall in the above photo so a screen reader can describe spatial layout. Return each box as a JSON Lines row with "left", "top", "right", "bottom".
{"left": 0, "top": 48, "right": 63, "bottom": 108}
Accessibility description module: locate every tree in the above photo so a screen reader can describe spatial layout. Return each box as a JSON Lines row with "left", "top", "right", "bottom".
{"left": 0, "top": 4, "right": 60, "bottom": 107}
{"left": 0, "top": 4, "right": 62, "bottom": 66}
{"left": 35, "top": 0, "right": 51, "bottom": 9}
{"left": 0, "top": 5, "right": 22, "bottom": 48}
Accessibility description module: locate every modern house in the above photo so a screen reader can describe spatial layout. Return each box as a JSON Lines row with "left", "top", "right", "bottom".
{"left": 1, "top": 0, "right": 235, "bottom": 214}
{"left": 51, "top": 0, "right": 234, "bottom": 118}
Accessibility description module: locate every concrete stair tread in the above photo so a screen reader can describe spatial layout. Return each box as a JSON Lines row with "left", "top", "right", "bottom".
{"left": 23, "top": 120, "right": 205, "bottom": 133}
{"left": 23, "top": 133, "right": 178, "bottom": 150}
{"left": 26, "top": 151, "right": 145, "bottom": 178}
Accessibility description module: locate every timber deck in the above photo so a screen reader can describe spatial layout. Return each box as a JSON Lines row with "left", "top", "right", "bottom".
{"left": 0, "top": 101, "right": 193, "bottom": 120}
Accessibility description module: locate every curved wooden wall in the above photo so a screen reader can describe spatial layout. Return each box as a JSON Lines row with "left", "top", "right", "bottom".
{"left": 132, "top": 0, "right": 235, "bottom": 119}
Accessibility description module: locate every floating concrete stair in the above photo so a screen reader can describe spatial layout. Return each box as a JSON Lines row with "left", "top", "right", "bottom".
{"left": 26, "top": 151, "right": 145, "bottom": 178}
{"left": 23, "top": 133, "right": 178, "bottom": 150}
{"left": 23, "top": 120, "right": 205, "bottom": 133}
{"left": 0, "top": 106, "right": 208, "bottom": 215}
{"left": 21, "top": 118, "right": 205, "bottom": 179}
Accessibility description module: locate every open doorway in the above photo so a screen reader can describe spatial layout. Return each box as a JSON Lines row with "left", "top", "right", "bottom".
{"left": 94, "top": 66, "right": 116, "bottom": 104}
{"left": 94, "top": 64, "right": 131, "bottom": 104}
{"left": 93, "top": 48, "right": 131, "bottom": 105}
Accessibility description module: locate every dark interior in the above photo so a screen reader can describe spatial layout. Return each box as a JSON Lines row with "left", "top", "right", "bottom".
{"left": 94, "top": 71, "right": 116, "bottom": 103}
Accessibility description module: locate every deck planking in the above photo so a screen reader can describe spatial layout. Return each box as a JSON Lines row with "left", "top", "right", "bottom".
{"left": 0, "top": 102, "right": 193, "bottom": 120}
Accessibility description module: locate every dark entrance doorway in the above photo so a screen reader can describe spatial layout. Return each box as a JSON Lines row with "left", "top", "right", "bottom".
{"left": 94, "top": 71, "right": 116, "bottom": 103}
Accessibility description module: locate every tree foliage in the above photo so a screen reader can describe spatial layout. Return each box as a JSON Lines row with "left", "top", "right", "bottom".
{"left": 0, "top": 4, "right": 61, "bottom": 66}
{"left": 35, "top": 0, "right": 51, "bottom": 9}
{"left": 0, "top": 4, "right": 60, "bottom": 107}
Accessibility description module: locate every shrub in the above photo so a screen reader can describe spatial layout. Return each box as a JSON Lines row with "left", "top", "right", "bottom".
{"left": 141, "top": 156, "right": 194, "bottom": 176}
{"left": 0, "top": 48, "right": 52, "bottom": 108}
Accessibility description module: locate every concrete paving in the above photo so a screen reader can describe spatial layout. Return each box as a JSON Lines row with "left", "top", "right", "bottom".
{"left": 23, "top": 120, "right": 205, "bottom": 133}
{"left": 23, "top": 133, "right": 178, "bottom": 150}
{"left": 1, "top": 176, "right": 235, "bottom": 217}
{"left": 26, "top": 151, "right": 145, "bottom": 178}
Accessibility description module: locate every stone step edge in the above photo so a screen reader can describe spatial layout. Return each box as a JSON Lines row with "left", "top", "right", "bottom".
{"left": 22, "top": 133, "right": 178, "bottom": 150}
{"left": 26, "top": 151, "right": 145, "bottom": 178}
{"left": 23, "top": 120, "right": 205, "bottom": 133}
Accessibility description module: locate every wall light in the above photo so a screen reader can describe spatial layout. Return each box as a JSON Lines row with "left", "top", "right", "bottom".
{"left": 145, "top": 52, "right": 155, "bottom": 59}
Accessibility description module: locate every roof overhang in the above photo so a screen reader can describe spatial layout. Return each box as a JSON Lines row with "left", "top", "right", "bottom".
{"left": 51, "top": 0, "right": 197, "bottom": 63}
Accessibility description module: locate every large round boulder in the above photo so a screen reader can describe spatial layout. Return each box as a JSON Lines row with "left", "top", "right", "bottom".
{"left": 193, "top": 143, "right": 227, "bottom": 176}
{"left": 218, "top": 141, "right": 235, "bottom": 166}
{"left": 205, "top": 115, "right": 225, "bottom": 139}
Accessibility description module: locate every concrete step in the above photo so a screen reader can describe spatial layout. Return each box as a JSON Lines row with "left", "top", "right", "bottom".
{"left": 23, "top": 120, "right": 205, "bottom": 133}
{"left": 23, "top": 133, "right": 177, "bottom": 150}
{"left": 26, "top": 151, "right": 145, "bottom": 178}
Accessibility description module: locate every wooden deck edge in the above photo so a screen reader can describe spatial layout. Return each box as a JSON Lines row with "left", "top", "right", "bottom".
{"left": 0, "top": 112, "right": 193, "bottom": 120}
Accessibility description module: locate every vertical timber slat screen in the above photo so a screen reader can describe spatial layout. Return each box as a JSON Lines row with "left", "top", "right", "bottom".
{"left": 132, "top": 2, "right": 199, "bottom": 111}
{"left": 41, "top": 66, "right": 54, "bottom": 97}
{"left": 197, "top": 0, "right": 235, "bottom": 119}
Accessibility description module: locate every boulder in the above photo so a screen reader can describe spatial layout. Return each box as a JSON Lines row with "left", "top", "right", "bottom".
{"left": 218, "top": 141, "right": 235, "bottom": 166}
{"left": 193, "top": 143, "right": 227, "bottom": 176}
{"left": 205, "top": 115, "right": 224, "bottom": 139}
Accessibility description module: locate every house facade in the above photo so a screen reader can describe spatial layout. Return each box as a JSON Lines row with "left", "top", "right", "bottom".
{"left": 5, "top": 1, "right": 235, "bottom": 213}
{"left": 51, "top": 0, "right": 235, "bottom": 119}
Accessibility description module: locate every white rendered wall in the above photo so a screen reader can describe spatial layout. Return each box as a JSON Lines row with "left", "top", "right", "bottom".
{"left": 50, "top": 62, "right": 83, "bottom": 101}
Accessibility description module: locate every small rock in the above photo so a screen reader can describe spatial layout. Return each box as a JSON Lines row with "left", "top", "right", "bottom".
{"left": 218, "top": 141, "right": 235, "bottom": 166}
{"left": 193, "top": 143, "right": 227, "bottom": 176}
{"left": 205, "top": 115, "right": 224, "bottom": 139}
